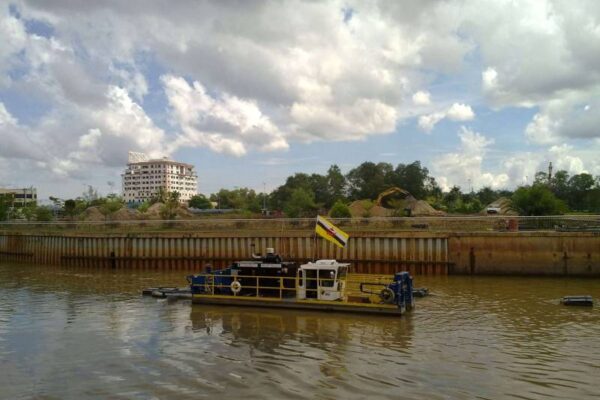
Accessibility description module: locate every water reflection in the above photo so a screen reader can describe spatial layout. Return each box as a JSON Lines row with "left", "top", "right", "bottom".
{"left": 190, "top": 306, "right": 414, "bottom": 354}
{"left": 0, "top": 263, "right": 599, "bottom": 399}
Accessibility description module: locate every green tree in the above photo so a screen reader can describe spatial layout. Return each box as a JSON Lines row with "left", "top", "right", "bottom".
{"left": 151, "top": 187, "right": 168, "bottom": 204}
{"left": 270, "top": 173, "right": 315, "bottom": 210}
{"left": 137, "top": 201, "right": 151, "bottom": 214}
{"left": 534, "top": 171, "right": 549, "bottom": 185}
{"left": 346, "top": 162, "right": 392, "bottom": 200}
{"left": 99, "top": 198, "right": 124, "bottom": 219}
{"left": 63, "top": 199, "right": 78, "bottom": 218}
{"left": 210, "top": 188, "right": 260, "bottom": 212}
{"left": 35, "top": 206, "right": 54, "bottom": 221}
{"left": 326, "top": 165, "right": 347, "bottom": 205}
{"left": 512, "top": 184, "right": 567, "bottom": 215}
{"left": 21, "top": 202, "right": 37, "bottom": 221}
{"left": 567, "top": 173, "right": 595, "bottom": 210}
{"left": 188, "top": 194, "right": 213, "bottom": 209}
{"left": 476, "top": 187, "right": 498, "bottom": 206}
{"left": 0, "top": 194, "right": 13, "bottom": 221}
{"left": 329, "top": 200, "right": 351, "bottom": 218}
{"left": 550, "top": 170, "right": 570, "bottom": 200}
{"left": 388, "top": 161, "right": 434, "bottom": 199}
{"left": 160, "top": 191, "right": 181, "bottom": 220}
{"left": 283, "top": 188, "right": 317, "bottom": 218}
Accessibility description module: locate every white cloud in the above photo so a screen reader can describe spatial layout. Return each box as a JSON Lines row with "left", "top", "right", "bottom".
{"left": 418, "top": 112, "right": 445, "bottom": 133}
{"left": 433, "top": 126, "right": 508, "bottom": 191}
{"left": 2, "top": 0, "right": 600, "bottom": 196}
{"left": 525, "top": 91, "right": 600, "bottom": 144}
{"left": 418, "top": 103, "right": 475, "bottom": 132}
{"left": 446, "top": 103, "right": 475, "bottom": 121}
{"left": 412, "top": 90, "right": 431, "bottom": 106}
{"left": 0, "top": 7, "right": 27, "bottom": 87}
{"left": 162, "top": 75, "right": 288, "bottom": 156}
{"left": 78, "top": 128, "right": 101, "bottom": 149}
{"left": 525, "top": 113, "right": 561, "bottom": 144}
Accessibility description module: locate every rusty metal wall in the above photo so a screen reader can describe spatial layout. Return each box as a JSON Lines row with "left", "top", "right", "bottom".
{"left": 448, "top": 232, "right": 600, "bottom": 276}
{"left": 0, "top": 233, "right": 449, "bottom": 275}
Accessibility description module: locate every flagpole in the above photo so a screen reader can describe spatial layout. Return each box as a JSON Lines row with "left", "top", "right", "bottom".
{"left": 312, "top": 215, "right": 318, "bottom": 262}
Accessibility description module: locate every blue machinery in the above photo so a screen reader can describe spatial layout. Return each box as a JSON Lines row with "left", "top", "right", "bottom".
{"left": 359, "top": 272, "right": 414, "bottom": 311}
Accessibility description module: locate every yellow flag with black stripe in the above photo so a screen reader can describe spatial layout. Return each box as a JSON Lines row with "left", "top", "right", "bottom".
{"left": 315, "top": 215, "right": 349, "bottom": 248}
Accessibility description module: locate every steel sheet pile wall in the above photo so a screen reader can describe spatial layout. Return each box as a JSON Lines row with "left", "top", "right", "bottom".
{"left": 449, "top": 232, "right": 600, "bottom": 276}
{"left": 0, "top": 233, "right": 449, "bottom": 275}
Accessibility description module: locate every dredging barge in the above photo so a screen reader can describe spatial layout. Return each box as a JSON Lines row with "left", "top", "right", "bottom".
{"left": 180, "top": 248, "right": 415, "bottom": 316}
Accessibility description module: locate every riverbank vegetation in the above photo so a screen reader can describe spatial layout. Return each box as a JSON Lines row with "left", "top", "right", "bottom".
{"left": 1, "top": 161, "right": 599, "bottom": 222}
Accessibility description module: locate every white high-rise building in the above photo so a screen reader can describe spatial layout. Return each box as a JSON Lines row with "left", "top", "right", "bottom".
{"left": 122, "top": 152, "right": 198, "bottom": 204}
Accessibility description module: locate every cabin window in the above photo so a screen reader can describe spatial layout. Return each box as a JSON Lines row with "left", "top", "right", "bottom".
{"left": 318, "top": 269, "right": 335, "bottom": 287}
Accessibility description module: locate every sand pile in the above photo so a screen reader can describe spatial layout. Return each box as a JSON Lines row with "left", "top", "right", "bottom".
{"left": 348, "top": 200, "right": 391, "bottom": 217}
{"left": 145, "top": 203, "right": 163, "bottom": 219}
{"left": 111, "top": 207, "right": 140, "bottom": 221}
{"left": 348, "top": 198, "right": 444, "bottom": 217}
{"left": 175, "top": 207, "right": 194, "bottom": 219}
{"left": 81, "top": 206, "right": 105, "bottom": 221}
{"left": 408, "top": 199, "right": 445, "bottom": 216}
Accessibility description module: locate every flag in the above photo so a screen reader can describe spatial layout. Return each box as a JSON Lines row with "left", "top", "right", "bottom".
{"left": 315, "top": 215, "right": 349, "bottom": 248}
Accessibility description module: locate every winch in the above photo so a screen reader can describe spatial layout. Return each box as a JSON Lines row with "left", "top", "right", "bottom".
{"left": 359, "top": 272, "right": 415, "bottom": 310}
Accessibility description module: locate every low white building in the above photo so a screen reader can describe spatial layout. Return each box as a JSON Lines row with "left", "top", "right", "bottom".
{"left": 122, "top": 152, "right": 198, "bottom": 204}
{"left": 0, "top": 187, "right": 37, "bottom": 206}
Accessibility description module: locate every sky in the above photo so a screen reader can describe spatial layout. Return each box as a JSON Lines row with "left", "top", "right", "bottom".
{"left": 1, "top": 0, "right": 600, "bottom": 201}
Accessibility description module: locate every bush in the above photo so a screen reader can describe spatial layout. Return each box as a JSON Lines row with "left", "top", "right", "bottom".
{"left": 512, "top": 184, "right": 567, "bottom": 216}
{"left": 329, "top": 200, "right": 351, "bottom": 218}
{"left": 283, "top": 188, "right": 317, "bottom": 218}
{"left": 35, "top": 206, "right": 54, "bottom": 221}
{"left": 160, "top": 191, "right": 181, "bottom": 220}
{"left": 189, "top": 194, "right": 213, "bottom": 209}
{"left": 99, "top": 198, "right": 124, "bottom": 219}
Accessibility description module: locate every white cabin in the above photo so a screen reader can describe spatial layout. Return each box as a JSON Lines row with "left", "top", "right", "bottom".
{"left": 296, "top": 260, "right": 349, "bottom": 301}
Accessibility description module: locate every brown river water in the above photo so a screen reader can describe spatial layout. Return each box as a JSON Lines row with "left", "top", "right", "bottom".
{"left": 1, "top": 262, "right": 599, "bottom": 399}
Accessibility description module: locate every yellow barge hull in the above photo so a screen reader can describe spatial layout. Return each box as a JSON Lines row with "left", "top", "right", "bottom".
{"left": 191, "top": 294, "right": 405, "bottom": 316}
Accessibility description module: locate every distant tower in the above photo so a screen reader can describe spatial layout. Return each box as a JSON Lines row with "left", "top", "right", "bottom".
{"left": 548, "top": 162, "right": 553, "bottom": 182}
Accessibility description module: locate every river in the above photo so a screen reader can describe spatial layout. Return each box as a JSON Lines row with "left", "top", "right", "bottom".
{"left": 1, "top": 262, "right": 599, "bottom": 399}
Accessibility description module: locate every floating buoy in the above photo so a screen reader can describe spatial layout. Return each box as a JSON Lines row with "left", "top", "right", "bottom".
{"left": 561, "top": 295, "right": 594, "bottom": 306}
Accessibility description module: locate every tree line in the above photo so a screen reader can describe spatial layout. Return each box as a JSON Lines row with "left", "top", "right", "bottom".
{"left": 2, "top": 160, "right": 599, "bottom": 221}
{"left": 190, "top": 161, "right": 600, "bottom": 216}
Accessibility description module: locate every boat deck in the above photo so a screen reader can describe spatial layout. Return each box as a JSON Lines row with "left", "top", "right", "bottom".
{"left": 191, "top": 293, "right": 404, "bottom": 315}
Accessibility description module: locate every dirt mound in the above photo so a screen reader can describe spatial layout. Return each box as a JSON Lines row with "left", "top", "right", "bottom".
{"left": 139, "top": 202, "right": 195, "bottom": 219}
{"left": 408, "top": 199, "right": 445, "bottom": 216}
{"left": 81, "top": 206, "right": 105, "bottom": 221}
{"left": 111, "top": 207, "right": 140, "bottom": 221}
{"left": 144, "top": 203, "right": 163, "bottom": 219}
{"left": 349, "top": 198, "right": 444, "bottom": 217}
{"left": 348, "top": 200, "right": 391, "bottom": 217}
{"left": 175, "top": 207, "right": 194, "bottom": 218}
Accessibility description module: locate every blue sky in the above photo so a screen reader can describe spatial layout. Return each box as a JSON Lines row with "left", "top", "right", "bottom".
{"left": 1, "top": 1, "right": 599, "bottom": 201}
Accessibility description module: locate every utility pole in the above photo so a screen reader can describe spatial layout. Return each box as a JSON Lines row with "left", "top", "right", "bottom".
{"left": 262, "top": 182, "right": 267, "bottom": 215}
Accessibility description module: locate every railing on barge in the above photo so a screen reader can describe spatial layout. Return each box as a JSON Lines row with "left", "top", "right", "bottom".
{"left": 189, "top": 274, "right": 336, "bottom": 299}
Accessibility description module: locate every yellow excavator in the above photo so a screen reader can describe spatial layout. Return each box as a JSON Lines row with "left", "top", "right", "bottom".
{"left": 375, "top": 187, "right": 415, "bottom": 208}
